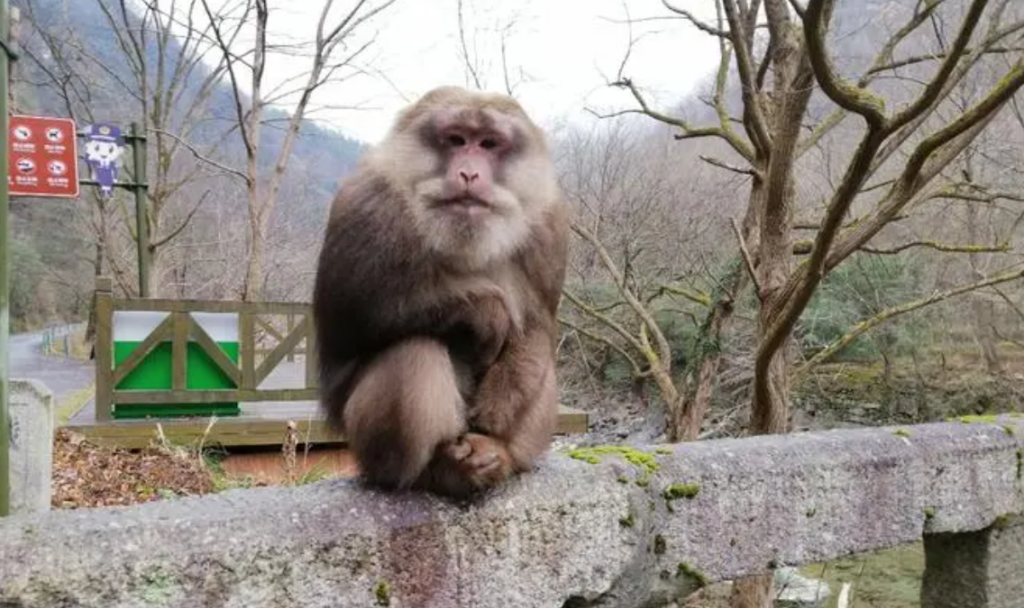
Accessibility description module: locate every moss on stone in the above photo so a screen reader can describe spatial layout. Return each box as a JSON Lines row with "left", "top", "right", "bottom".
{"left": 663, "top": 483, "right": 701, "bottom": 500}
{"left": 954, "top": 414, "right": 1001, "bottom": 424}
{"left": 373, "top": 581, "right": 391, "bottom": 606}
{"left": 617, "top": 476, "right": 630, "bottom": 484}
{"left": 993, "top": 513, "right": 1012, "bottom": 530}
{"left": 566, "top": 445, "right": 662, "bottom": 487}
{"left": 923, "top": 507, "right": 935, "bottom": 520}
{"left": 806, "top": 507, "right": 817, "bottom": 518}
{"left": 138, "top": 569, "right": 177, "bottom": 604}
{"left": 619, "top": 510, "right": 636, "bottom": 528}
{"left": 566, "top": 445, "right": 660, "bottom": 472}
{"left": 653, "top": 534, "right": 667, "bottom": 555}
{"left": 676, "top": 562, "right": 709, "bottom": 588}
{"left": 894, "top": 428, "right": 911, "bottom": 438}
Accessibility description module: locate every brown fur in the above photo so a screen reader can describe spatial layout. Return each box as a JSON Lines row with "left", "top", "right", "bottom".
{"left": 312, "top": 86, "right": 569, "bottom": 498}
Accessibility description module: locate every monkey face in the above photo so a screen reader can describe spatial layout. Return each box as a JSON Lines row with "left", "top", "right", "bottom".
{"left": 371, "top": 87, "right": 561, "bottom": 270}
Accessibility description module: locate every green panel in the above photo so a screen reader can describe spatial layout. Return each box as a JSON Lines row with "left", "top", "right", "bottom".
{"left": 112, "top": 340, "right": 240, "bottom": 419}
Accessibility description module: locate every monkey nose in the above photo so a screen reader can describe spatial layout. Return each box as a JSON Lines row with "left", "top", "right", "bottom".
{"left": 459, "top": 170, "right": 479, "bottom": 184}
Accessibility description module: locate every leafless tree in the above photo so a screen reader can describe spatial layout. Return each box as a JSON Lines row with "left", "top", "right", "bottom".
{"left": 198, "top": 0, "right": 399, "bottom": 301}
{"left": 600, "top": 0, "right": 1024, "bottom": 604}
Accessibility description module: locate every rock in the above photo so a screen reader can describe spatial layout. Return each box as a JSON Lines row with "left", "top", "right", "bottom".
{"left": 774, "top": 567, "right": 830, "bottom": 608}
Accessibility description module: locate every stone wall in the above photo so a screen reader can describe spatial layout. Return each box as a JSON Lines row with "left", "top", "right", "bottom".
{"left": 1, "top": 416, "right": 1022, "bottom": 607}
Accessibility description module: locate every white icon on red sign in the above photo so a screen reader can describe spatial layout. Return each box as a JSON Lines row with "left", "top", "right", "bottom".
{"left": 16, "top": 158, "right": 36, "bottom": 174}
{"left": 45, "top": 127, "right": 64, "bottom": 143}
{"left": 47, "top": 160, "right": 67, "bottom": 176}
{"left": 13, "top": 125, "right": 31, "bottom": 140}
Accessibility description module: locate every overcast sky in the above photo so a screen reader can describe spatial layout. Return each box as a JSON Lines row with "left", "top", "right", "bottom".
{"left": 252, "top": 0, "right": 721, "bottom": 143}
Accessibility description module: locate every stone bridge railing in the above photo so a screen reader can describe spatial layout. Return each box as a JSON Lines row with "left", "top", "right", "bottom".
{"left": 2, "top": 407, "right": 1023, "bottom": 607}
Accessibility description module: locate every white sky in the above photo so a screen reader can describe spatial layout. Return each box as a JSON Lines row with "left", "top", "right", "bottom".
{"left": 253, "top": 0, "right": 721, "bottom": 143}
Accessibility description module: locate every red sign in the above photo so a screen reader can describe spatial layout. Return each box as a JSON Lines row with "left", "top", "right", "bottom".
{"left": 8, "top": 114, "right": 80, "bottom": 198}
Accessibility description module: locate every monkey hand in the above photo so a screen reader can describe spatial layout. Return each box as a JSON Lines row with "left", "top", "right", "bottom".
{"left": 452, "top": 286, "right": 519, "bottom": 370}
{"left": 423, "top": 432, "right": 514, "bottom": 498}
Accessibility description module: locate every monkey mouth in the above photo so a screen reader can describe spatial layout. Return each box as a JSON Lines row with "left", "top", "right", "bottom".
{"left": 432, "top": 196, "right": 493, "bottom": 216}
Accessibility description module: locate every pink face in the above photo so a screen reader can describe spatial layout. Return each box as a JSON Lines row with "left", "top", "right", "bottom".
{"left": 430, "top": 108, "right": 517, "bottom": 218}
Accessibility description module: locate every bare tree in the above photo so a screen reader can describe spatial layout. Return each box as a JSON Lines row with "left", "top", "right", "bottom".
{"left": 199, "top": 0, "right": 399, "bottom": 301}
{"left": 602, "top": 0, "right": 1024, "bottom": 605}
{"left": 19, "top": 0, "right": 241, "bottom": 302}
{"left": 454, "top": 0, "right": 533, "bottom": 96}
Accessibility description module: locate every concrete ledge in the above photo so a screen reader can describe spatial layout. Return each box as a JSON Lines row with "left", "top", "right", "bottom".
{"left": 2, "top": 418, "right": 1022, "bottom": 607}
{"left": 8, "top": 378, "right": 54, "bottom": 515}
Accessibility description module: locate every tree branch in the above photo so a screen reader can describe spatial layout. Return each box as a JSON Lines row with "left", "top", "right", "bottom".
{"left": 662, "top": 0, "right": 728, "bottom": 37}
{"left": 571, "top": 222, "right": 674, "bottom": 369}
{"left": 793, "top": 264, "right": 1024, "bottom": 378}
{"left": 147, "top": 128, "right": 248, "bottom": 182}
{"left": 792, "top": 238, "right": 1009, "bottom": 255}
{"left": 731, "top": 217, "right": 762, "bottom": 295}
{"left": 150, "top": 191, "right": 211, "bottom": 249}
{"left": 803, "top": 0, "right": 887, "bottom": 128}
{"left": 561, "top": 289, "right": 647, "bottom": 356}
{"left": 611, "top": 77, "right": 755, "bottom": 161}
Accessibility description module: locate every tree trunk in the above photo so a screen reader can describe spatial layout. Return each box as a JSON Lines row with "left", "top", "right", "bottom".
{"left": 243, "top": 217, "right": 267, "bottom": 302}
{"left": 972, "top": 298, "right": 1002, "bottom": 374}
{"left": 242, "top": 173, "right": 265, "bottom": 301}
{"left": 669, "top": 176, "right": 762, "bottom": 443}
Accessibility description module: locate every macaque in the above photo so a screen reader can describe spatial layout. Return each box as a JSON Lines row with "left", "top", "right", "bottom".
{"left": 312, "top": 86, "right": 569, "bottom": 498}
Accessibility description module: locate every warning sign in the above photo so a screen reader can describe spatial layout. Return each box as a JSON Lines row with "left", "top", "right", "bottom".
{"left": 8, "top": 114, "right": 80, "bottom": 198}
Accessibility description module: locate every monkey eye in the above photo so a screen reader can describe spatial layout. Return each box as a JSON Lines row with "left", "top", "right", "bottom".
{"left": 446, "top": 134, "right": 466, "bottom": 147}
{"left": 480, "top": 138, "right": 498, "bottom": 150}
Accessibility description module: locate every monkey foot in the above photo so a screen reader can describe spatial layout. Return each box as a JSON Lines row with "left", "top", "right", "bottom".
{"left": 423, "top": 433, "right": 514, "bottom": 498}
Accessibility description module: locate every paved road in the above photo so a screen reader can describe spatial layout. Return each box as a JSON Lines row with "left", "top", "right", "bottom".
{"left": 8, "top": 330, "right": 95, "bottom": 406}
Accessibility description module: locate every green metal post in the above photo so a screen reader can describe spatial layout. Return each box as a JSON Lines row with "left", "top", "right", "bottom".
{"left": 0, "top": 0, "right": 12, "bottom": 517}
{"left": 130, "top": 121, "right": 149, "bottom": 298}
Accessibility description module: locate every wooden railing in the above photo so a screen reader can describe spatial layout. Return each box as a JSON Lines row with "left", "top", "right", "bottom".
{"left": 93, "top": 277, "right": 318, "bottom": 421}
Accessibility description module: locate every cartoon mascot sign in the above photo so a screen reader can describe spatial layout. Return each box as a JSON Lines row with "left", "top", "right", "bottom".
{"left": 82, "top": 123, "right": 124, "bottom": 197}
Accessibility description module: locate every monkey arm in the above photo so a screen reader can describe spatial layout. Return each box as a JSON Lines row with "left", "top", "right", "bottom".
{"left": 464, "top": 318, "right": 559, "bottom": 471}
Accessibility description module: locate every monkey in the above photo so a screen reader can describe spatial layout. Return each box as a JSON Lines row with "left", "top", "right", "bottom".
{"left": 311, "top": 85, "right": 569, "bottom": 499}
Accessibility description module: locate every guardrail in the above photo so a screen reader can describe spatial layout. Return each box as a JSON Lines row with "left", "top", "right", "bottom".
{"left": 2, "top": 417, "right": 1021, "bottom": 607}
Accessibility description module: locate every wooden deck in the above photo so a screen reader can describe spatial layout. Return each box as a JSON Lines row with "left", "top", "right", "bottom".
{"left": 68, "top": 358, "right": 588, "bottom": 449}
{"left": 65, "top": 399, "right": 590, "bottom": 450}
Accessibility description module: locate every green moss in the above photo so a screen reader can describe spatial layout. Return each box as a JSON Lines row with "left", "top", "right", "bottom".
{"left": 653, "top": 534, "right": 667, "bottom": 555}
{"left": 953, "top": 414, "right": 1001, "bottom": 424}
{"left": 566, "top": 445, "right": 662, "bottom": 487}
{"left": 894, "top": 428, "right": 911, "bottom": 438}
{"left": 619, "top": 510, "right": 635, "bottom": 528}
{"left": 993, "top": 514, "right": 1012, "bottom": 529}
{"left": 566, "top": 445, "right": 660, "bottom": 472}
{"left": 635, "top": 478, "right": 649, "bottom": 488}
{"left": 923, "top": 507, "right": 935, "bottom": 520}
{"left": 617, "top": 476, "right": 630, "bottom": 484}
{"left": 806, "top": 507, "right": 817, "bottom": 518}
{"left": 946, "top": 415, "right": 1021, "bottom": 437}
{"left": 373, "top": 581, "right": 391, "bottom": 606}
{"left": 663, "top": 483, "right": 701, "bottom": 500}
{"left": 655, "top": 447, "right": 673, "bottom": 455}
{"left": 138, "top": 569, "right": 176, "bottom": 604}
{"left": 676, "top": 562, "right": 709, "bottom": 588}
